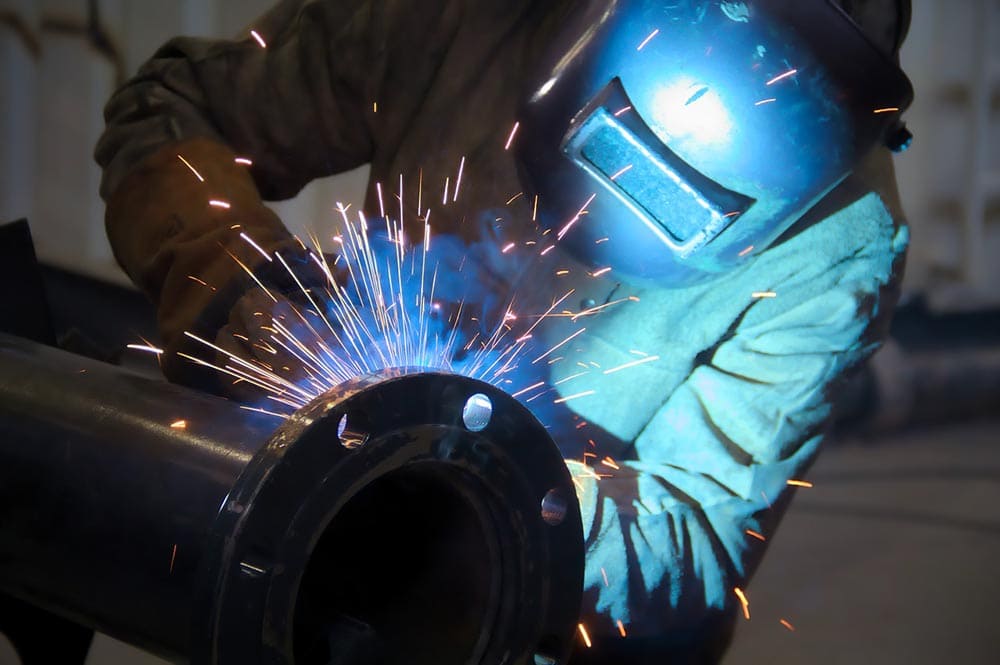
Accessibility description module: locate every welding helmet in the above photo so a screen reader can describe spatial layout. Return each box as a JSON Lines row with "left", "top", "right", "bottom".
{"left": 515, "top": 0, "right": 914, "bottom": 285}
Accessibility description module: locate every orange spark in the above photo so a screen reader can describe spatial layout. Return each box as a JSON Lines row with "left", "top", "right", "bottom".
{"left": 417, "top": 168, "right": 424, "bottom": 215}
{"left": 240, "top": 232, "right": 273, "bottom": 263}
{"left": 170, "top": 420, "right": 187, "bottom": 429}
{"left": 787, "top": 479, "right": 814, "bottom": 488}
{"left": 745, "top": 529, "right": 767, "bottom": 542}
{"left": 734, "top": 587, "right": 750, "bottom": 620}
{"left": 532, "top": 327, "right": 587, "bottom": 364}
{"left": 176, "top": 154, "right": 204, "bottom": 182}
{"left": 234, "top": 157, "right": 253, "bottom": 166}
{"left": 873, "top": 107, "right": 899, "bottom": 114}
{"left": 511, "top": 381, "right": 546, "bottom": 398}
{"left": 553, "top": 370, "right": 589, "bottom": 386}
{"left": 609, "top": 164, "right": 634, "bottom": 181}
{"left": 603, "top": 355, "right": 660, "bottom": 375}
{"left": 591, "top": 267, "right": 612, "bottom": 278}
{"left": 250, "top": 29, "right": 267, "bottom": 48}
{"left": 127, "top": 344, "right": 164, "bottom": 355}
{"left": 601, "top": 457, "right": 620, "bottom": 470}
{"left": 637, "top": 28, "right": 660, "bottom": 51}
{"left": 240, "top": 405, "right": 289, "bottom": 419}
{"left": 739, "top": 245, "right": 755, "bottom": 257}
{"left": 766, "top": 68, "right": 798, "bottom": 86}
{"left": 376, "top": 181, "right": 386, "bottom": 218}
{"left": 209, "top": 199, "right": 231, "bottom": 209}
{"left": 578, "top": 624, "right": 593, "bottom": 648}
{"left": 504, "top": 122, "right": 520, "bottom": 150}
{"left": 453, "top": 156, "right": 466, "bottom": 202}
{"left": 617, "top": 620, "right": 627, "bottom": 637}
{"left": 554, "top": 390, "right": 596, "bottom": 404}
{"left": 780, "top": 618, "right": 796, "bottom": 632}
{"left": 187, "top": 275, "right": 216, "bottom": 291}
{"left": 752, "top": 291, "right": 777, "bottom": 299}
{"left": 557, "top": 193, "right": 597, "bottom": 240}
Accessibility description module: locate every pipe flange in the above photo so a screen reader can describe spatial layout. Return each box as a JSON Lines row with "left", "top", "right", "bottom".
{"left": 194, "top": 369, "right": 583, "bottom": 665}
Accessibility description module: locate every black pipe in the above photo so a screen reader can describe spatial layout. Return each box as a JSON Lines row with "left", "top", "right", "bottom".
{"left": 0, "top": 333, "right": 270, "bottom": 658}
{"left": 0, "top": 333, "right": 583, "bottom": 664}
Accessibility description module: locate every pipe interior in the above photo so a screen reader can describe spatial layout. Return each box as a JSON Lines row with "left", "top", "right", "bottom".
{"left": 293, "top": 464, "right": 504, "bottom": 665}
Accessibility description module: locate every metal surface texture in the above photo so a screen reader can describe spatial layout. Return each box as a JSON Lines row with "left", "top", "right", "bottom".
{"left": 516, "top": 0, "right": 914, "bottom": 285}
{"left": 0, "top": 333, "right": 584, "bottom": 665}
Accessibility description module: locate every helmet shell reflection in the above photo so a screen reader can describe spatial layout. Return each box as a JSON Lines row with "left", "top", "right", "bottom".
{"left": 516, "top": 0, "right": 913, "bottom": 285}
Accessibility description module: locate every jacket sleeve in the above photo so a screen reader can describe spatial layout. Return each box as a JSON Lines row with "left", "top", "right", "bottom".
{"left": 93, "top": 0, "right": 463, "bottom": 390}
{"left": 571, "top": 187, "right": 909, "bottom": 638}
{"left": 95, "top": 0, "right": 379, "bottom": 202}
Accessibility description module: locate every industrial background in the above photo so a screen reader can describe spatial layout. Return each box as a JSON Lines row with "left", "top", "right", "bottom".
{"left": 1, "top": 0, "right": 999, "bottom": 663}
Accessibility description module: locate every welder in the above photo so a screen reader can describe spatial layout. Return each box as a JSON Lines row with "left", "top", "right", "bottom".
{"left": 95, "top": 0, "right": 914, "bottom": 662}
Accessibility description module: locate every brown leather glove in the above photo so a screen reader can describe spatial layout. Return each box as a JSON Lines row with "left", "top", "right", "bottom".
{"left": 105, "top": 136, "right": 327, "bottom": 396}
{"left": 212, "top": 285, "right": 340, "bottom": 404}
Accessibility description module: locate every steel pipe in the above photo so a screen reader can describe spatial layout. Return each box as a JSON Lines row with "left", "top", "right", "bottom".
{"left": 0, "top": 332, "right": 583, "bottom": 664}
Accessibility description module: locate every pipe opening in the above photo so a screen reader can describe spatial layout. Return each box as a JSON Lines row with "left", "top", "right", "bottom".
{"left": 294, "top": 464, "right": 503, "bottom": 664}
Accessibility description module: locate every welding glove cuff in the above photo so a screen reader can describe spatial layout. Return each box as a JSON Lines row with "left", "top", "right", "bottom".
{"left": 104, "top": 137, "right": 327, "bottom": 393}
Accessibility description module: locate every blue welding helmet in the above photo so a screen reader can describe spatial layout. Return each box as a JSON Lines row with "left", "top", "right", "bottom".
{"left": 515, "top": 0, "right": 914, "bottom": 285}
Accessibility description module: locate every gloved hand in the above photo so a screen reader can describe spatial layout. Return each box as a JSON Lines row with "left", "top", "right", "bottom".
{"left": 104, "top": 136, "right": 331, "bottom": 397}
{"left": 210, "top": 286, "right": 336, "bottom": 402}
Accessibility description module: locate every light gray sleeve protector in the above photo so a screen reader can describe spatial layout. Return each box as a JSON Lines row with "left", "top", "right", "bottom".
{"left": 569, "top": 154, "right": 909, "bottom": 637}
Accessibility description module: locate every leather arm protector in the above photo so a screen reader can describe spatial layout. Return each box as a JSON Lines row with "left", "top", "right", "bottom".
{"left": 105, "top": 136, "right": 304, "bottom": 392}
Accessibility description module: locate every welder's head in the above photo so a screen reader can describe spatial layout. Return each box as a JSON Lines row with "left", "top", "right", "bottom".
{"left": 516, "top": 0, "right": 914, "bottom": 286}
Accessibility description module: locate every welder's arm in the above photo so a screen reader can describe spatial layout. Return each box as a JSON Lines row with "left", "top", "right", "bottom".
{"left": 97, "top": 0, "right": 379, "bottom": 200}
{"left": 95, "top": 0, "right": 381, "bottom": 389}
{"left": 572, "top": 192, "right": 908, "bottom": 640}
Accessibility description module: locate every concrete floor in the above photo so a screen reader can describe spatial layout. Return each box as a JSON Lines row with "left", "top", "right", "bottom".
{"left": 726, "top": 418, "right": 1000, "bottom": 664}
{"left": 2, "top": 418, "right": 998, "bottom": 665}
